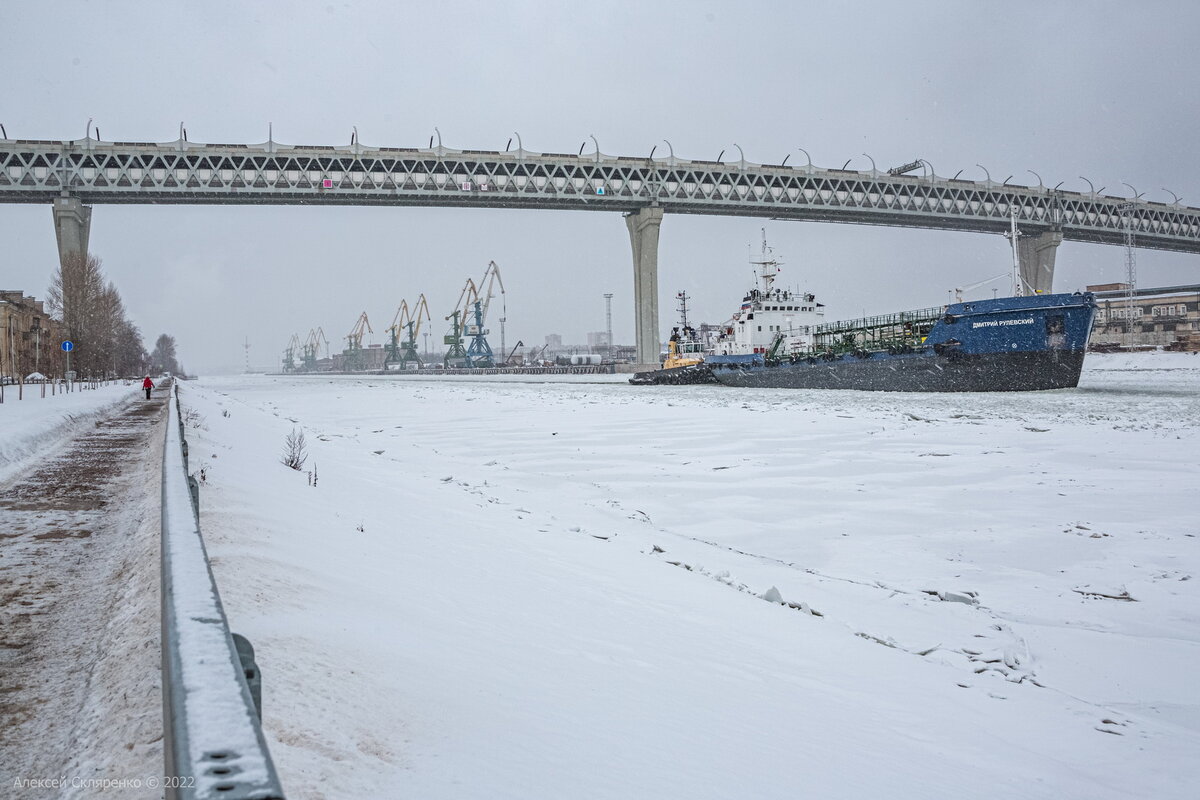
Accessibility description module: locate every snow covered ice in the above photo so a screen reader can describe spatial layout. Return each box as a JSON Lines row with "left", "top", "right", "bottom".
{"left": 172, "top": 352, "right": 1199, "bottom": 799}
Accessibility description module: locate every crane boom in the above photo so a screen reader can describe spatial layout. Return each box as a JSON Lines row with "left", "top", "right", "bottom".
{"left": 410, "top": 294, "right": 431, "bottom": 337}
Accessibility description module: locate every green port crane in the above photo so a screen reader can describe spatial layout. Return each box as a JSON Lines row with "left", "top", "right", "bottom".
{"left": 282, "top": 333, "right": 301, "bottom": 373}
{"left": 385, "top": 295, "right": 431, "bottom": 369}
{"left": 343, "top": 312, "right": 373, "bottom": 372}
{"left": 444, "top": 279, "right": 477, "bottom": 368}
{"left": 302, "top": 327, "right": 329, "bottom": 371}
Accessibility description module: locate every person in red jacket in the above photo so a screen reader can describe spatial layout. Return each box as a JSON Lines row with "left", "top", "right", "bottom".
{"left": 142, "top": 376, "right": 154, "bottom": 399}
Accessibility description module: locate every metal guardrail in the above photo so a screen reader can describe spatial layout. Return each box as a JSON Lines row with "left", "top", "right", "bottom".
{"left": 162, "top": 384, "right": 285, "bottom": 799}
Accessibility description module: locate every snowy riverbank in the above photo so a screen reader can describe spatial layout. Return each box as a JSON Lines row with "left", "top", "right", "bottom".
{"left": 177, "top": 354, "right": 1198, "bottom": 798}
{"left": 0, "top": 383, "right": 140, "bottom": 484}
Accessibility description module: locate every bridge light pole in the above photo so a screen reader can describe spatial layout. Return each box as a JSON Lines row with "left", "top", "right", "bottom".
{"left": 1122, "top": 182, "right": 1144, "bottom": 202}
{"left": 733, "top": 143, "right": 746, "bottom": 170}
{"left": 797, "top": 147, "right": 813, "bottom": 172}
{"left": 663, "top": 139, "right": 674, "bottom": 165}
{"left": 86, "top": 118, "right": 93, "bottom": 140}
{"left": 976, "top": 164, "right": 992, "bottom": 185}
{"left": 862, "top": 153, "right": 877, "bottom": 174}
{"left": 590, "top": 135, "right": 600, "bottom": 162}
{"left": 1028, "top": 169, "right": 1044, "bottom": 190}
{"left": 1164, "top": 188, "right": 1183, "bottom": 205}
{"left": 918, "top": 158, "right": 935, "bottom": 181}
{"left": 512, "top": 131, "right": 523, "bottom": 157}
{"left": 1079, "top": 176, "right": 1097, "bottom": 196}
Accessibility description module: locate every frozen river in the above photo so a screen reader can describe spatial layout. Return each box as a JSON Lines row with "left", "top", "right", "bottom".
{"left": 182, "top": 352, "right": 1199, "bottom": 799}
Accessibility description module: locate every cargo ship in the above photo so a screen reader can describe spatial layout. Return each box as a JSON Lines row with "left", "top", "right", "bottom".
{"left": 632, "top": 233, "right": 1098, "bottom": 392}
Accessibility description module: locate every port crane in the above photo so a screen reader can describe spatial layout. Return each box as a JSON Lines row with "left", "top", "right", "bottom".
{"left": 385, "top": 294, "right": 431, "bottom": 369}
{"left": 282, "top": 333, "right": 301, "bottom": 373}
{"left": 302, "top": 327, "right": 329, "bottom": 371}
{"left": 477, "top": 260, "right": 507, "bottom": 360}
{"left": 443, "top": 261, "right": 508, "bottom": 369}
{"left": 444, "top": 278, "right": 481, "bottom": 368}
{"left": 344, "top": 311, "right": 373, "bottom": 371}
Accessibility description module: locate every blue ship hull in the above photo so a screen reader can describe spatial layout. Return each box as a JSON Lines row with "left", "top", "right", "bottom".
{"left": 706, "top": 293, "right": 1097, "bottom": 392}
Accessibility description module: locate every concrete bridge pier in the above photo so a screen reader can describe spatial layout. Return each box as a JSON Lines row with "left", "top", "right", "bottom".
{"left": 1017, "top": 228, "right": 1062, "bottom": 295}
{"left": 625, "top": 206, "right": 664, "bottom": 366}
{"left": 53, "top": 196, "right": 92, "bottom": 268}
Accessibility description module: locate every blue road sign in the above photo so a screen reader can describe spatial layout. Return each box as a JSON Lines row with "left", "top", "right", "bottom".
{"left": 61, "top": 340, "right": 74, "bottom": 352}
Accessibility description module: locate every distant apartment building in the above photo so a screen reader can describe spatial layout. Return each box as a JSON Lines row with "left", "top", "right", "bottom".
{"left": 1087, "top": 283, "right": 1200, "bottom": 350}
{"left": 0, "top": 290, "right": 65, "bottom": 382}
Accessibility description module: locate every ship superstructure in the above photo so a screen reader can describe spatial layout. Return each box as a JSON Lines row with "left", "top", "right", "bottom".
{"left": 713, "top": 231, "right": 824, "bottom": 357}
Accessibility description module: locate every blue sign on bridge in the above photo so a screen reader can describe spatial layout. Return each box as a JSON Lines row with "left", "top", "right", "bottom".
{"left": 61, "top": 340, "right": 74, "bottom": 352}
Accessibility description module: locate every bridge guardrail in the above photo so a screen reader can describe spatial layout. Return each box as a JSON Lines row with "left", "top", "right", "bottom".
{"left": 162, "top": 383, "right": 285, "bottom": 799}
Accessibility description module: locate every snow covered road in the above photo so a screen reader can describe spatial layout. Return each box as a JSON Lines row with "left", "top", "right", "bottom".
{"left": 182, "top": 353, "right": 1199, "bottom": 799}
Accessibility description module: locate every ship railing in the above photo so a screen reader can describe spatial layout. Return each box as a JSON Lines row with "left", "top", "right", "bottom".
{"left": 815, "top": 306, "right": 944, "bottom": 336}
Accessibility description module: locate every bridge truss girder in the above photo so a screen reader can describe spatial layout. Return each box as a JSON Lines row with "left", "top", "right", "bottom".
{"left": 2, "top": 140, "right": 1199, "bottom": 251}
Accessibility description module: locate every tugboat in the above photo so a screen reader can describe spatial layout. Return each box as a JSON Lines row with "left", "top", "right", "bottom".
{"left": 629, "top": 291, "right": 717, "bottom": 385}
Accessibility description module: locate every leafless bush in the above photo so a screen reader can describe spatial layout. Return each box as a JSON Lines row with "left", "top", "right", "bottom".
{"left": 281, "top": 428, "right": 308, "bottom": 470}
{"left": 181, "top": 407, "right": 207, "bottom": 429}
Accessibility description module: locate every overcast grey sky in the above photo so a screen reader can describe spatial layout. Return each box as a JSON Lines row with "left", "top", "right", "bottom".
{"left": 3, "top": 0, "right": 1198, "bottom": 373}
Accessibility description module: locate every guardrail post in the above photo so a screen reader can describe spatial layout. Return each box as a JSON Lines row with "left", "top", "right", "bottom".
{"left": 232, "top": 634, "right": 263, "bottom": 719}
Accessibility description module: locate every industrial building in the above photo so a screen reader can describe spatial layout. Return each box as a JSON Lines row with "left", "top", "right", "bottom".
{"left": 1087, "top": 284, "right": 1200, "bottom": 350}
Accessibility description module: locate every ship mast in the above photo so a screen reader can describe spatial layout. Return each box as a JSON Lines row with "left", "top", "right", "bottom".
{"left": 1007, "top": 209, "right": 1024, "bottom": 297}
{"left": 676, "top": 290, "right": 691, "bottom": 330}
{"left": 750, "top": 228, "right": 781, "bottom": 295}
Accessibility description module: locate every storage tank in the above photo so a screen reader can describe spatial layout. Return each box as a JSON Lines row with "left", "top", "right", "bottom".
{"left": 570, "top": 354, "right": 604, "bottom": 366}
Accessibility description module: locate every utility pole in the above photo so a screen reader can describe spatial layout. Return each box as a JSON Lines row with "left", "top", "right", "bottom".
{"left": 1121, "top": 203, "right": 1138, "bottom": 349}
{"left": 603, "top": 293, "right": 614, "bottom": 352}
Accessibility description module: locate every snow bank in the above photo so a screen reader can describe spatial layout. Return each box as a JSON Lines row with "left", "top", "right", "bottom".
{"left": 0, "top": 383, "right": 136, "bottom": 483}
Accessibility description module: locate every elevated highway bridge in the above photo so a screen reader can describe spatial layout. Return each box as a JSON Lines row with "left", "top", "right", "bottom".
{"left": 4, "top": 136, "right": 1199, "bottom": 363}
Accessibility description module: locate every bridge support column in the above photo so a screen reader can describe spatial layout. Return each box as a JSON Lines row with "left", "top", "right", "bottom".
{"left": 53, "top": 197, "right": 93, "bottom": 268}
{"left": 1017, "top": 228, "right": 1061, "bottom": 295}
{"left": 625, "top": 207, "right": 663, "bottom": 366}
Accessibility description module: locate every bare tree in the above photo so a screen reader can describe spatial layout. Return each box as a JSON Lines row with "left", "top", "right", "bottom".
{"left": 151, "top": 333, "right": 180, "bottom": 376}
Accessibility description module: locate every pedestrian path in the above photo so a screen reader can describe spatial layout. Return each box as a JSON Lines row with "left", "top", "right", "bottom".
{"left": 0, "top": 385, "right": 167, "bottom": 789}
